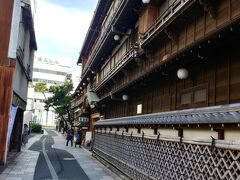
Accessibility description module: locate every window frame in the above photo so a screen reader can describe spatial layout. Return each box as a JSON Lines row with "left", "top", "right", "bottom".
{"left": 179, "top": 84, "right": 208, "bottom": 108}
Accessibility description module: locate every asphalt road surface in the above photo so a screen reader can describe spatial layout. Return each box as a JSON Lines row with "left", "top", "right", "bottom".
{"left": 29, "top": 130, "right": 89, "bottom": 180}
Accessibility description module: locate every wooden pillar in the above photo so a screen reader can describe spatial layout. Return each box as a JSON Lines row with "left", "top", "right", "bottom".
{"left": 90, "top": 113, "right": 100, "bottom": 140}
{"left": 0, "top": 0, "right": 15, "bottom": 165}
{"left": 0, "top": 67, "right": 14, "bottom": 164}
{"left": 0, "top": 0, "right": 14, "bottom": 66}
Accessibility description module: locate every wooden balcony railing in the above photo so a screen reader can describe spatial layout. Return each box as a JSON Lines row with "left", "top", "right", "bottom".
{"left": 94, "top": 46, "right": 138, "bottom": 91}
{"left": 16, "top": 46, "right": 31, "bottom": 81}
{"left": 71, "top": 95, "right": 84, "bottom": 109}
{"left": 141, "top": 0, "right": 196, "bottom": 47}
{"left": 82, "top": 0, "right": 127, "bottom": 77}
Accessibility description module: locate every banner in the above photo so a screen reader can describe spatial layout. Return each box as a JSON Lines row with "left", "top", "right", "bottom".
{"left": 7, "top": 106, "right": 18, "bottom": 144}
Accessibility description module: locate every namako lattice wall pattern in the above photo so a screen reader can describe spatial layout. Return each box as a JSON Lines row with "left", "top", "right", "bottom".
{"left": 94, "top": 133, "right": 240, "bottom": 180}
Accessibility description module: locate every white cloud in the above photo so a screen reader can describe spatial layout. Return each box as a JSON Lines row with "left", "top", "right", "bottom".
{"left": 34, "top": 0, "right": 93, "bottom": 65}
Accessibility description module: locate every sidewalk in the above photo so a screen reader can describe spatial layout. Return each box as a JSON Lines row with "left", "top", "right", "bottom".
{"left": 0, "top": 130, "right": 121, "bottom": 180}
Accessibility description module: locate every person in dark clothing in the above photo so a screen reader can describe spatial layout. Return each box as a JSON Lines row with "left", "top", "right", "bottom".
{"left": 75, "top": 128, "right": 82, "bottom": 148}
{"left": 66, "top": 127, "right": 74, "bottom": 147}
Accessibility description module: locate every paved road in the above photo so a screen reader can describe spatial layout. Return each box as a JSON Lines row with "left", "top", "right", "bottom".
{"left": 29, "top": 130, "right": 89, "bottom": 180}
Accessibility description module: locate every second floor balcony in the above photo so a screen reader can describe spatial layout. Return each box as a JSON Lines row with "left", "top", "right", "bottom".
{"left": 140, "top": 0, "right": 197, "bottom": 47}
{"left": 94, "top": 44, "right": 139, "bottom": 91}
{"left": 81, "top": 0, "right": 142, "bottom": 78}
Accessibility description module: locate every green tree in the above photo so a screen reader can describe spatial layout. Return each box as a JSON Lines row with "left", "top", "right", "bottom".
{"left": 34, "top": 82, "right": 49, "bottom": 124}
{"left": 45, "top": 80, "right": 74, "bottom": 124}
{"left": 34, "top": 81, "right": 74, "bottom": 126}
{"left": 34, "top": 82, "right": 48, "bottom": 99}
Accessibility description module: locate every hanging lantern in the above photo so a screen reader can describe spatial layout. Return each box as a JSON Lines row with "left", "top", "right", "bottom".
{"left": 122, "top": 94, "right": 129, "bottom": 101}
{"left": 177, "top": 68, "right": 188, "bottom": 79}
{"left": 142, "top": 0, "right": 150, "bottom": 3}
{"left": 114, "top": 34, "right": 120, "bottom": 41}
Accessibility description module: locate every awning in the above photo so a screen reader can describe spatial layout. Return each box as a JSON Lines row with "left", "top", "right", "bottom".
{"left": 95, "top": 103, "right": 240, "bottom": 126}
{"left": 87, "top": 85, "right": 99, "bottom": 105}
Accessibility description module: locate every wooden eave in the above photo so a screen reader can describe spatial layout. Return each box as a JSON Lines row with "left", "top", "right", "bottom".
{"left": 77, "top": 0, "right": 112, "bottom": 64}
{"left": 141, "top": 0, "right": 198, "bottom": 48}
{"left": 22, "top": 5, "right": 37, "bottom": 50}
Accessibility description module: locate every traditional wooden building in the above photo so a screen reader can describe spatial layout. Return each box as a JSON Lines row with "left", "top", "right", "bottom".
{"left": 74, "top": 0, "right": 240, "bottom": 179}
{"left": 0, "top": 0, "right": 37, "bottom": 164}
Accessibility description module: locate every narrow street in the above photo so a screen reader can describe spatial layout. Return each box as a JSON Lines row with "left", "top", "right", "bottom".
{"left": 29, "top": 130, "right": 89, "bottom": 180}
{"left": 0, "top": 130, "right": 120, "bottom": 180}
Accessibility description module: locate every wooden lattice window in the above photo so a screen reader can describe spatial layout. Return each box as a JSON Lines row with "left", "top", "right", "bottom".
{"left": 180, "top": 84, "right": 208, "bottom": 108}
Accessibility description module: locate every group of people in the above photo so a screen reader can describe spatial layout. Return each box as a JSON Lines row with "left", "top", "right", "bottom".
{"left": 66, "top": 127, "right": 82, "bottom": 147}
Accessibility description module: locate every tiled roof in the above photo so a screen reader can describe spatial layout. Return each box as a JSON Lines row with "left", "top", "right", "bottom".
{"left": 95, "top": 103, "right": 240, "bottom": 126}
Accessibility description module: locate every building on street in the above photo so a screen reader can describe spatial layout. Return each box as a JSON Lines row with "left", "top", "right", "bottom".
{"left": 0, "top": 0, "right": 37, "bottom": 164}
{"left": 73, "top": 0, "right": 240, "bottom": 179}
{"left": 25, "top": 54, "right": 75, "bottom": 127}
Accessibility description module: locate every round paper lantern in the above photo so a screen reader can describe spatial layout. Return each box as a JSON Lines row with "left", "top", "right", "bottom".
{"left": 177, "top": 68, "right": 188, "bottom": 79}
{"left": 114, "top": 34, "right": 120, "bottom": 41}
{"left": 122, "top": 94, "right": 129, "bottom": 101}
{"left": 142, "top": 0, "right": 150, "bottom": 3}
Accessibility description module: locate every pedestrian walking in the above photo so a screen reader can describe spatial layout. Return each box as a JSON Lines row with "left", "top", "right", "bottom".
{"left": 75, "top": 128, "right": 82, "bottom": 148}
{"left": 22, "top": 124, "right": 29, "bottom": 145}
{"left": 66, "top": 126, "right": 74, "bottom": 147}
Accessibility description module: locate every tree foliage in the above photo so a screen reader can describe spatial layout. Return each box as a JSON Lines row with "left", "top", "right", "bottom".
{"left": 34, "top": 82, "right": 48, "bottom": 99}
{"left": 45, "top": 80, "right": 73, "bottom": 123}
{"left": 34, "top": 81, "right": 74, "bottom": 123}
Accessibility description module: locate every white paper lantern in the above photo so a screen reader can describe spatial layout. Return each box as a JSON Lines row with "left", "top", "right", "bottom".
{"left": 142, "top": 0, "right": 150, "bottom": 3}
{"left": 114, "top": 34, "right": 120, "bottom": 41}
{"left": 177, "top": 68, "right": 189, "bottom": 79}
{"left": 122, "top": 94, "right": 129, "bottom": 101}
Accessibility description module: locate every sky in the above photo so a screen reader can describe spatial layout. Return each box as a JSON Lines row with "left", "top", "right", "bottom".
{"left": 34, "top": 0, "right": 98, "bottom": 67}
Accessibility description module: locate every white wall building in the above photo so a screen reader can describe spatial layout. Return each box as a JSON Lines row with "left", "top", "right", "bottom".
{"left": 66, "top": 67, "right": 81, "bottom": 92}
{"left": 26, "top": 54, "right": 72, "bottom": 127}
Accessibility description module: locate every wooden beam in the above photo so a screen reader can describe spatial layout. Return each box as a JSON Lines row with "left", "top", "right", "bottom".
{"left": 164, "top": 29, "right": 178, "bottom": 44}
{"left": 0, "top": 66, "right": 14, "bottom": 164}
{"left": 199, "top": 0, "right": 216, "bottom": 19}
{"left": 121, "top": 69, "right": 130, "bottom": 76}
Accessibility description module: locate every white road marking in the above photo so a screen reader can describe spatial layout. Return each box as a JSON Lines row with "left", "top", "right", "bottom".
{"left": 42, "top": 138, "right": 59, "bottom": 180}
{"left": 63, "top": 158, "right": 75, "bottom": 160}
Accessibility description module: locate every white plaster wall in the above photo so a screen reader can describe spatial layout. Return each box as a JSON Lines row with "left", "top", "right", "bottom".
{"left": 13, "top": 9, "right": 34, "bottom": 103}
{"left": 112, "top": 128, "right": 118, "bottom": 132}
{"left": 224, "top": 130, "right": 240, "bottom": 141}
{"left": 183, "top": 129, "right": 218, "bottom": 139}
{"left": 128, "top": 128, "right": 139, "bottom": 135}
{"left": 158, "top": 128, "right": 178, "bottom": 137}
{"left": 8, "top": 0, "right": 21, "bottom": 59}
{"left": 106, "top": 128, "right": 111, "bottom": 132}
{"left": 119, "top": 128, "right": 125, "bottom": 133}
{"left": 141, "top": 128, "right": 154, "bottom": 135}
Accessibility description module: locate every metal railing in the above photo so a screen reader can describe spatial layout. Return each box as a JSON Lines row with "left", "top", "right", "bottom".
{"left": 71, "top": 96, "right": 84, "bottom": 109}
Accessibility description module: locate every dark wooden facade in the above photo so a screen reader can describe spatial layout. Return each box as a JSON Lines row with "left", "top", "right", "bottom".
{"left": 93, "top": 0, "right": 240, "bottom": 119}
{"left": 74, "top": 0, "right": 240, "bottom": 178}
{"left": 74, "top": 0, "right": 240, "bottom": 129}
{"left": 105, "top": 43, "right": 240, "bottom": 118}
